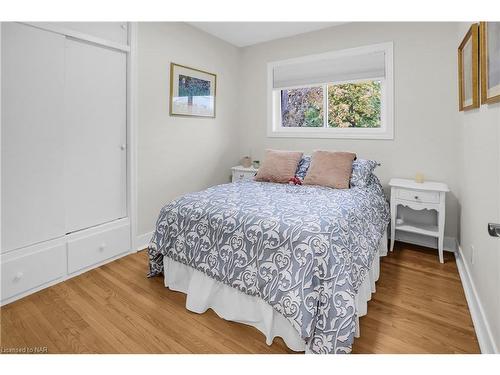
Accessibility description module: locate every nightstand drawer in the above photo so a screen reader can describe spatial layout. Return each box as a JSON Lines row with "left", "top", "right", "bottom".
{"left": 231, "top": 168, "right": 257, "bottom": 182}
{"left": 397, "top": 188, "right": 440, "bottom": 204}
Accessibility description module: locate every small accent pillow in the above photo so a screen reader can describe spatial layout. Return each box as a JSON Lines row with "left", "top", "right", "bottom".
{"left": 254, "top": 150, "right": 303, "bottom": 183}
{"left": 295, "top": 155, "right": 311, "bottom": 180}
{"left": 351, "top": 159, "right": 379, "bottom": 188}
{"left": 303, "top": 151, "right": 356, "bottom": 189}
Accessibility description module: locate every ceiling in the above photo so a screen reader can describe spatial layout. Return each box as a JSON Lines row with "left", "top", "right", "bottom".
{"left": 187, "top": 22, "right": 345, "bottom": 47}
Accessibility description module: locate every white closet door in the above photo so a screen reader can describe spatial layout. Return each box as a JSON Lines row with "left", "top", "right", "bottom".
{"left": 64, "top": 38, "right": 127, "bottom": 233}
{"left": 1, "top": 23, "right": 66, "bottom": 252}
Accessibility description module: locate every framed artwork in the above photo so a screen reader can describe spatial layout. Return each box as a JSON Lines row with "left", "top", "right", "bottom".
{"left": 458, "top": 23, "right": 480, "bottom": 111}
{"left": 169, "top": 63, "right": 216, "bottom": 118}
{"left": 480, "top": 22, "right": 500, "bottom": 104}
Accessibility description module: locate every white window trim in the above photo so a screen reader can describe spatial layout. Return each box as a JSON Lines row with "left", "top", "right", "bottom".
{"left": 267, "top": 42, "right": 394, "bottom": 140}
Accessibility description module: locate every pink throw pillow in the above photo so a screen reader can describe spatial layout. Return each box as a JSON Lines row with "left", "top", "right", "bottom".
{"left": 254, "top": 150, "right": 304, "bottom": 183}
{"left": 303, "top": 150, "right": 356, "bottom": 189}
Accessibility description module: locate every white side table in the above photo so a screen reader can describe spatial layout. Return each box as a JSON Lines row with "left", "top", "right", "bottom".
{"left": 231, "top": 165, "right": 258, "bottom": 182}
{"left": 389, "top": 178, "right": 449, "bottom": 263}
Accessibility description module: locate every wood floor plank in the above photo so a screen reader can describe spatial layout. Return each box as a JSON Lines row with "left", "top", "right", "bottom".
{"left": 0, "top": 241, "right": 480, "bottom": 354}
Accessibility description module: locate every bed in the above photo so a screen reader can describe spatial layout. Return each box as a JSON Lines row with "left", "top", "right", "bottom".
{"left": 148, "top": 175, "right": 390, "bottom": 354}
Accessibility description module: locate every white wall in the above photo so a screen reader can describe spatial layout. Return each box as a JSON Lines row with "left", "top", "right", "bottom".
{"left": 456, "top": 23, "right": 500, "bottom": 353}
{"left": 137, "top": 22, "right": 241, "bottom": 236}
{"left": 238, "top": 22, "right": 461, "bottom": 239}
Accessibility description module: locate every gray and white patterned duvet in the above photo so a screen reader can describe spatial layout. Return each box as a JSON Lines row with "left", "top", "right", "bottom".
{"left": 148, "top": 178, "right": 390, "bottom": 354}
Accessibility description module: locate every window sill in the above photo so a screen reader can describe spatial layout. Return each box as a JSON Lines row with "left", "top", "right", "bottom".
{"left": 267, "top": 127, "right": 394, "bottom": 140}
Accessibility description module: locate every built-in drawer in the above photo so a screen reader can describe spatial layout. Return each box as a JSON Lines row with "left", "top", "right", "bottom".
{"left": 67, "top": 222, "right": 130, "bottom": 274}
{"left": 397, "top": 188, "right": 440, "bottom": 204}
{"left": 1, "top": 240, "right": 66, "bottom": 302}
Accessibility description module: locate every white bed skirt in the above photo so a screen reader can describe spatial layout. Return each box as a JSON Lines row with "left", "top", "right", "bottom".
{"left": 163, "top": 231, "right": 388, "bottom": 352}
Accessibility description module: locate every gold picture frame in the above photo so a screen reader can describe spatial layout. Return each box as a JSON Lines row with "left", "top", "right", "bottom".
{"left": 480, "top": 22, "right": 500, "bottom": 104}
{"left": 169, "top": 62, "right": 217, "bottom": 118}
{"left": 458, "top": 24, "right": 480, "bottom": 111}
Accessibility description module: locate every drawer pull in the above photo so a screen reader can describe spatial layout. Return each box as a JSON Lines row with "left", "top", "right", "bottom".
{"left": 99, "top": 244, "right": 106, "bottom": 252}
{"left": 13, "top": 272, "right": 24, "bottom": 281}
{"left": 414, "top": 196, "right": 419, "bottom": 200}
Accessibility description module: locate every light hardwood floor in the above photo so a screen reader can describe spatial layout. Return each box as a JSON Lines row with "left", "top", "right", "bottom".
{"left": 0, "top": 242, "right": 480, "bottom": 354}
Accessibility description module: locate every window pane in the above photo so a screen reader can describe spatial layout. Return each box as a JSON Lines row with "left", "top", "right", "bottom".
{"left": 280, "top": 87, "right": 323, "bottom": 127}
{"left": 327, "top": 81, "right": 381, "bottom": 128}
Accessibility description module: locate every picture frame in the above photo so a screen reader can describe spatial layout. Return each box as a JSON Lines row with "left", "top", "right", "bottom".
{"left": 458, "top": 24, "right": 479, "bottom": 111}
{"left": 169, "top": 62, "right": 217, "bottom": 118}
{"left": 480, "top": 22, "right": 500, "bottom": 104}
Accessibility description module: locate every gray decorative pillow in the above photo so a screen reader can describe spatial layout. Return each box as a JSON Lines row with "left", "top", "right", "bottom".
{"left": 350, "top": 159, "right": 379, "bottom": 187}
{"left": 295, "top": 155, "right": 311, "bottom": 180}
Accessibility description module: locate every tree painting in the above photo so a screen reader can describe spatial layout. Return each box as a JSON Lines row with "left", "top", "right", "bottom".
{"left": 178, "top": 75, "right": 211, "bottom": 97}
{"left": 280, "top": 81, "right": 381, "bottom": 128}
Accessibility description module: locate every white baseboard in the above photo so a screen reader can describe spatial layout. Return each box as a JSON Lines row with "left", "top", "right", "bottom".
{"left": 135, "top": 231, "right": 153, "bottom": 251}
{"left": 454, "top": 240, "right": 498, "bottom": 353}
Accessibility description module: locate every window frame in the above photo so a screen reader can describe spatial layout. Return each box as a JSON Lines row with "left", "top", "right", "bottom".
{"left": 267, "top": 42, "right": 394, "bottom": 140}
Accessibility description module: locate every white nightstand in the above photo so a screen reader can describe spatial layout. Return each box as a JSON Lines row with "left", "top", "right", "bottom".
{"left": 231, "top": 165, "right": 258, "bottom": 182}
{"left": 389, "top": 178, "right": 449, "bottom": 263}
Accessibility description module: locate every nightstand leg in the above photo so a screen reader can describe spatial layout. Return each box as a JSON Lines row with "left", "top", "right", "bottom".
{"left": 390, "top": 197, "right": 396, "bottom": 252}
{"left": 438, "top": 209, "right": 445, "bottom": 263}
{"left": 438, "top": 238, "right": 444, "bottom": 263}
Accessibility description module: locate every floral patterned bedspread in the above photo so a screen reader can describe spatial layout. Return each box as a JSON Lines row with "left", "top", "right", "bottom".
{"left": 148, "top": 178, "right": 389, "bottom": 353}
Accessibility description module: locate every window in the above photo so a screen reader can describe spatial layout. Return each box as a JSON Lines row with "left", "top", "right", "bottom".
{"left": 268, "top": 42, "right": 393, "bottom": 139}
{"left": 280, "top": 86, "right": 324, "bottom": 127}
{"left": 279, "top": 81, "right": 381, "bottom": 129}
